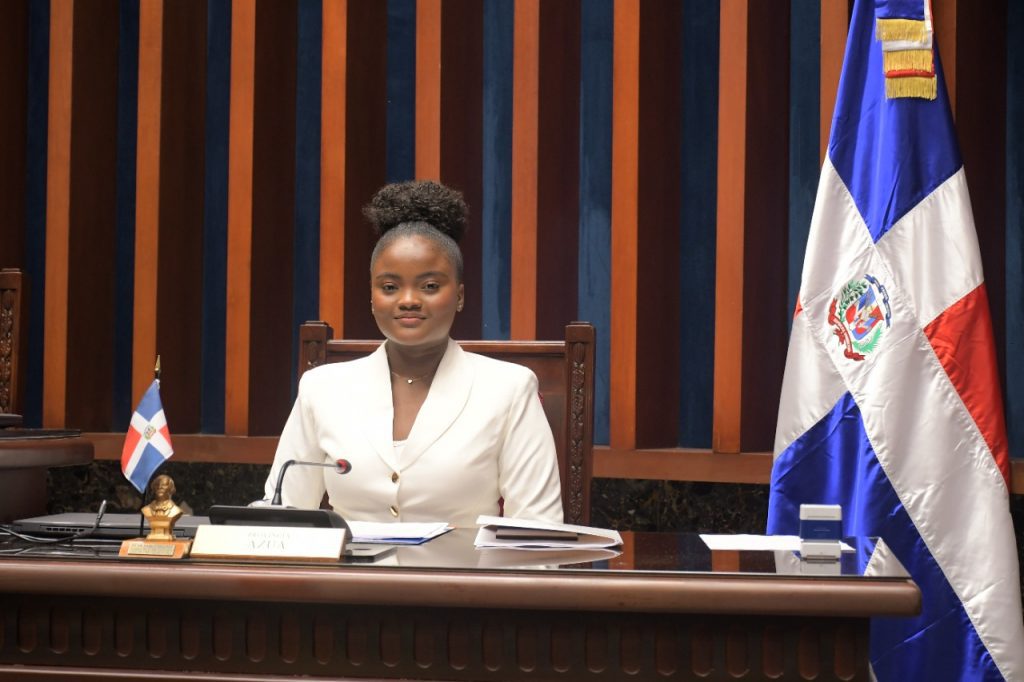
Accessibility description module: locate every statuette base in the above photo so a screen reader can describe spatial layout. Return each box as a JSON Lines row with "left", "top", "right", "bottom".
{"left": 119, "top": 537, "right": 192, "bottom": 559}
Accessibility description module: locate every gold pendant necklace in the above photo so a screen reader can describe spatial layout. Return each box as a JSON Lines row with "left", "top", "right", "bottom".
{"left": 390, "top": 369, "right": 433, "bottom": 385}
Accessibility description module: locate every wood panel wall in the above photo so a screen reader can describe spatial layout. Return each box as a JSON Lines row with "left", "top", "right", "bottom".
{"left": 0, "top": 0, "right": 1020, "bottom": 485}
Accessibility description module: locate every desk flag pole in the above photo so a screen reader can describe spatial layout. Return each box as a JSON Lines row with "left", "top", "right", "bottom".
{"left": 121, "top": 356, "right": 174, "bottom": 496}
{"left": 767, "top": 0, "right": 1024, "bottom": 679}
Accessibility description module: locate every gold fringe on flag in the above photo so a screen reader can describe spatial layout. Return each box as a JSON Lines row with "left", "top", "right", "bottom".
{"left": 876, "top": 18, "right": 927, "bottom": 43}
{"left": 883, "top": 49, "right": 933, "bottom": 73}
{"left": 885, "top": 76, "right": 937, "bottom": 100}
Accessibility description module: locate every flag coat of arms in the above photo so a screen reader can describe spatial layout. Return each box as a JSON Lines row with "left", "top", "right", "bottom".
{"left": 767, "top": 0, "right": 1024, "bottom": 680}
{"left": 121, "top": 380, "right": 174, "bottom": 493}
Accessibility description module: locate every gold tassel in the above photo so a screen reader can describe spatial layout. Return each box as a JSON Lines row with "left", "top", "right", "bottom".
{"left": 883, "top": 49, "right": 933, "bottom": 73}
{"left": 876, "top": 18, "right": 927, "bottom": 43}
{"left": 885, "top": 76, "right": 937, "bottom": 100}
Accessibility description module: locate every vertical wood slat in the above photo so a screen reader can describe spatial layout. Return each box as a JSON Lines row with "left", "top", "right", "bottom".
{"left": 249, "top": 0, "right": 298, "bottom": 436}
{"left": 635, "top": 0, "right": 682, "bottom": 447}
{"left": 713, "top": 0, "right": 748, "bottom": 454}
{"left": 415, "top": 0, "right": 441, "bottom": 180}
{"left": 320, "top": 0, "right": 347, "bottom": 337}
{"left": 66, "top": 1, "right": 119, "bottom": 431}
{"left": 43, "top": 0, "right": 74, "bottom": 428}
{"left": 819, "top": 0, "right": 848, "bottom": 162}
{"left": 933, "top": 0, "right": 956, "bottom": 114}
{"left": 439, "top": 1, "right": 483, "bottom": 340}
{"left": 534, "top": 0, "right": 581, "bottom": 342}
{"left": 225, "top": 0, "right": 256, "bottom": 435}
{"left": 740, "top": 3, "right": 789, "bottom": 450}
{"left": 609, "top": 0, "right": 639, "bottom": 450}
{"left": 0, "top": 2, "right": 28, "bottom": 268}
{"left": 341, "top": 2, "right": 387, "bottom": 340}
{"left": 156, "top": 0, "right": 207, "bottom": 433}
{"left": 510, "top": 0, "right": 539, "bottom": 341}
{"left": 132, "top": 0, "right": 163, "bottom": 408}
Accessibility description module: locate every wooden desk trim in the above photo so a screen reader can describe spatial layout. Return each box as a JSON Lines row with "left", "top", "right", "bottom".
{"left": 0, "top": 545, "right": 920, "bottom": 681}
{"left": 83, "top": 432, "right": 1024, "bottom": 494}
{"left": 0, "top": 436, "right": 94, "bottom": 522}
{"left": 0, "top": 557, "right": 919, "bottom": 618}
{"left": 0, "top": 437, "right": 94, "bottom": 468}
{"left": 86, "top": 432, "right": 278, "bottom": 464}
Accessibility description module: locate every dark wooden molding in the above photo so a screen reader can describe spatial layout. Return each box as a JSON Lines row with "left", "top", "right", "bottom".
{"left": 82, "top": 433, "right": 1024, "bottom": 495}
{"left": 85, "top": 432, "right": 279, "bottom": 465}
{"left": 594, "top": 448, "right": 1024, "bottom": 497}
{"left": 594, "top": 446, "right": 774, "bottom": 484}
{"left": 565, "top": 323, "right": 595, "bottom": 524}
{"left": 0, "top": 437, "right": 93, "bottom": 522}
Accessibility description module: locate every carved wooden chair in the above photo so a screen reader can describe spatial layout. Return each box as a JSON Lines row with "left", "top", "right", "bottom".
{"left": 0, "top": 268, "right": 26, "bottom": 426}
{"left": 298, "top": 321, "right": 596, "bottom": 525}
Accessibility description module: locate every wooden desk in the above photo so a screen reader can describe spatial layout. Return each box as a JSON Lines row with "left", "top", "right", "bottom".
{"left": 0, "top": 530, "right": 918, "bottom": 681}
{"left": 0, "top": 433, "right": 93, "bottom": 522}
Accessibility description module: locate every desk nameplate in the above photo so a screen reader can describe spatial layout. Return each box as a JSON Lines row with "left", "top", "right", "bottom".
{"left": 118, "top": 538, "right": 191, "bottom": 559}
{"left": 190, "top": 524, "right": 347, "bottom": 561}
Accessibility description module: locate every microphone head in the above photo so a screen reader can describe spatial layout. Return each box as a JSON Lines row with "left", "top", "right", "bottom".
{"left": 335, "top": 459, "right": 352, "bottom": 474}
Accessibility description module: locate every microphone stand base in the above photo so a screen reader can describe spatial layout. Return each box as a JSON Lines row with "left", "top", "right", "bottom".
{"left": 208, "top": 505, "right": 348, "bottom": 531}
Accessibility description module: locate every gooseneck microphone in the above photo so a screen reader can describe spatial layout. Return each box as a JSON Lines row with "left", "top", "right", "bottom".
{"left": 270, "top": 459, "right": 353, "bottom": 506}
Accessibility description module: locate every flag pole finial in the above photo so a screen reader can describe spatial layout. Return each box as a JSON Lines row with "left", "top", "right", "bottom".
{"left": 154, "top": 355, "right": 161, "bottom": 382}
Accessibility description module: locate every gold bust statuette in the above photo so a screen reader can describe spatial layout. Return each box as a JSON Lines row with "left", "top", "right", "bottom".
{"left": 119, "top": 474, "right": 192, "bottom": 559}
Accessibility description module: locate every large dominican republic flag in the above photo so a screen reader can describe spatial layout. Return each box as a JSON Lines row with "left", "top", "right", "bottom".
{"left": 767, "top": 1, "right": 1024, "bottom": 680}
{"left": 121, "top": 380, "right": 174, "bottom": 493}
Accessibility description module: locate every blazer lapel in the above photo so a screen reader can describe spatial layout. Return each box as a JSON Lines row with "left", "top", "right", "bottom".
{"left": 358, "top": 343, "right": 400, "bottom": 472}
{"left": 400, "top": 339, "right": 473, "bottom": 469}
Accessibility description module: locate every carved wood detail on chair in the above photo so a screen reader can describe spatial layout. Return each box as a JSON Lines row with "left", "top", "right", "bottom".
{"left": 297, "top": 321, "right": 596, "bottom": 525}
{"left": 0, "top": 269, "right": 26, "bottom": 418}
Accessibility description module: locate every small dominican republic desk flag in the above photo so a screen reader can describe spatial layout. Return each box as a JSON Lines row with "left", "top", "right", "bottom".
{"left": 768, "top": 0, "right": 1024, "bottom": 680}
{"left": 121, "top": 379, "right": 174, "bottom": 494}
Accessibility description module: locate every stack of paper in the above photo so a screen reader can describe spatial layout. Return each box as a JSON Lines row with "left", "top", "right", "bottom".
{"left": 474, "top": 515, "right": 622, "bottom": 550}
{"left": 347, "top": 521, "right": 451, "bottom": 545}
{"left": 698, "top": 534, "right": 854, "bottom": 552}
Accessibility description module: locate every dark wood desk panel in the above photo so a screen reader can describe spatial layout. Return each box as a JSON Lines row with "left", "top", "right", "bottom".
{"left": 0, "top": 435, "right": 93, "bottom": 522}
{"left": 0, "top": 532, "right": 919, "bottom": 681}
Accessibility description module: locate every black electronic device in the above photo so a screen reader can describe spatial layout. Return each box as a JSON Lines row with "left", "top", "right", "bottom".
{"left": 211, "top": 457, "right": 354, "bottom": 531}
{"left": 8, "top": 510, "right": 206, "bottom": 540}
{"left": 208, "top": 504, "right": 348, "bottom": 531}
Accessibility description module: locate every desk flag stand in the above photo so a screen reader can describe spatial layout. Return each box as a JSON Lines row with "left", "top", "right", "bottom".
{"left": 119, "top": 356, "right": 190, "bottom": 559}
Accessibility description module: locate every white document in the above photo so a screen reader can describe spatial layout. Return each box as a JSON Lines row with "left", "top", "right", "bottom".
{"left": 347, "top": 521, "right": 451, "bottom": 545}
{"left": 474, "top": 515, "right": 622, "bottom": 550}
{"left": 699, "top": 534, "right": 854, "bottom": 552}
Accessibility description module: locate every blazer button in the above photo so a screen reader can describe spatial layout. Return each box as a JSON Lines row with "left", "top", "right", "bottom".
{"left": 389, "top": 505, "right": 399, "bottom": 517}
{"left": 391, "top": 472, "right": 399, "bottom": 483}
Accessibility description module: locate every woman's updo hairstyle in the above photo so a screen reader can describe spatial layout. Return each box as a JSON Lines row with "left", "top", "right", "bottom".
{"left": 364, "top": 180, "right": 468, "bottom": 282}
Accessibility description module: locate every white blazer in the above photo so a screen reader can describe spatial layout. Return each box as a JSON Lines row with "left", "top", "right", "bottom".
{"left": 263, "top": 339, "right": 564, "bottom": 526}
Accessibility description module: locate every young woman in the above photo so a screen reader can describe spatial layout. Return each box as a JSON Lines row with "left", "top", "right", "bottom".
{"left": 262, "top": 181, "right": 563, "bottom": 525}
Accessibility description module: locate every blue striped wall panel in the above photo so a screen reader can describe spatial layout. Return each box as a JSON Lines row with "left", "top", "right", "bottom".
{"left": 201, "top": 0, "right": 230, "bottom": 433}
